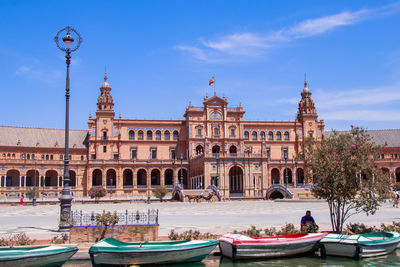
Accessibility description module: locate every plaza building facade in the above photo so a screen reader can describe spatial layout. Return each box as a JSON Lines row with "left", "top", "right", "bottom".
{"left": 1, "top": 74, "right": 400, "bottom": 199}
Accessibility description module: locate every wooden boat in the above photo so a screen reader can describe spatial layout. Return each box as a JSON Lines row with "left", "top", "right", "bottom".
{"left": 319, "top": 232, "right": 400, "bottom": 259}
{"left": 89, "top": 237, "right": 218, "bottom": 265}
{"left": 218, "top": 232, "right": 328, "bottom": 260}
{"left": 0, "top": 245, "right": 78, "bottom": 267}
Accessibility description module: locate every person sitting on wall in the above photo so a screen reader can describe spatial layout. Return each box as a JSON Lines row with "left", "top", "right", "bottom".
{"left": 301, "top": 210, "right": 317, "bottom": 232}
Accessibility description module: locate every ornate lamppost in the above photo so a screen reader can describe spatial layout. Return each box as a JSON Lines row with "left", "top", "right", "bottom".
{"left": 295, "top": 157, "right": 298, "bottom": 187}
{"left": 147, "top": 161, "right": 151, "bottom": 204}
{"left": 284, "top": 149, "right": 288, "bottom": 187}
{"left": 54, "top": 26, "right": 82, "bottom": 231}
{"left": 215, "top": 153, "right": 219, "bottom": 187}
{"left": 172, "top": 154, "right": 176, "bottom": 186}
{"left": 180, "top": 153, "right": 183, "bottom": 186}
{"left": 33, "top": 158, "right": 37, "bottom": 206}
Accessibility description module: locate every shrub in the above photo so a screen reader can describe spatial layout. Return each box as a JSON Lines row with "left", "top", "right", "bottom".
{"left": 25, "top": 187, "right": 39, "bottom": 200}
{"left": 233, "top": 225, "right": 262, "bottom": 237}
{"left": 13, "top": 233, "right": 35, "bottom": 246}
{"left": 153, "top": 187, "right": 168, "bottom": 202}
{"left": 96, "top": 211, "right": 119, "bottom": 241}
{"left": 51, "top": 233, "right": 69, "bottom": 244}
{"left": 168, "top": 230, "right": 217, "bottom": 240}
{"left": 345, "top": 222, "right": 377, "bottom": 234}
{"left": 0, "top": 236, "right": 11, "bottom": 246}
{"left": 380, "top": 221, "right": 400, "bottom": 232}
{"left": 301, "top": 223, "right": 319, "bottom": 233}
{"left": 88, "top": 187, "right": 107, "bottom": 203}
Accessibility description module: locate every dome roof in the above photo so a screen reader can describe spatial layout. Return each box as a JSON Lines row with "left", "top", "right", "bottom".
{"left": 302, "top": 80, "right": 310, "bottom": 93}
{"left": 100, "top": 71, "right": 111, "bottom": 89}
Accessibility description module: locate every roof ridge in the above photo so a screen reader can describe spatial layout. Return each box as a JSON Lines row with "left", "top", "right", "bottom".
{"left": 0, "top": 125, "right": 87, "bottom": 131}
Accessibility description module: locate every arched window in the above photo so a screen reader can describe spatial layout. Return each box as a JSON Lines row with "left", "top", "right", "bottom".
{"left": 284, "top": 131, "right": 289, "bottom": 141}
{"left": 276, "top": 132, "right": 282, "bottom": 141}
{"left": 46, "top": 155, "right": 49, "bottom": 160}
{"left": 147, "top": 130, "right": 153, "bottom": 140}
{"left": 173, "top": 131, "right": 179, "bottom": 141}
{"left": 129, "top": 130, "right": 135, "bottom": 140}
{"left": 244, "top": 131, "right": 249, "bottom": 140}
{"left": 156, "top": 130, "right": 161, "bottom": 140}
{"left": 214, "top": 128, "right": 219, "bottom": 137}
{"left": 252, "top": 131, "right": 257, "bottom": 140}
{"left": 27, "top": 154, "right": 30, "bottom": 160}
{"left": 138, "top": 130, "right": 144, "bottom": 140}
{"left": 164, "top": 130, "right": 170, "bottom": 140}
{"left": 260, "top": 131, "right": 266, "bottom": 141}
{"left": 268, "top": 131, "right": 273, "bottom": 141}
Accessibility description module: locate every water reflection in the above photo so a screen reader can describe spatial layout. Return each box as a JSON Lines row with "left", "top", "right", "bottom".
{"left": 64, "top": 250, "right": 400, "bottom": 267}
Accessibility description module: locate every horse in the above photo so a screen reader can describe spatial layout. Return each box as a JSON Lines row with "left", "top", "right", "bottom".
{"left": 185, "top": 195, "right": 199, "bottom": 203}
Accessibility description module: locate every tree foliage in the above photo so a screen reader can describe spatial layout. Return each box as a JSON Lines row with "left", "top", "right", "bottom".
{"left": 96, "top": 211, "right": 119, "bottom": 240}
{"left": 25, "top": 187, "right": 38, "bottom": 200}
{"left": 303, "top": 126, "right": 390, "bottom": 233}
{"left": 88, "top": 187, "right": 107, "bottom": 203}
{"left": 153, "top": 187, "right": 168, "bottom": 202}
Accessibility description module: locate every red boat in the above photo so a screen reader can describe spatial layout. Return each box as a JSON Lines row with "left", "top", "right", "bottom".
{"left": 219, "top": 232, "right": 328, "bottom": 260}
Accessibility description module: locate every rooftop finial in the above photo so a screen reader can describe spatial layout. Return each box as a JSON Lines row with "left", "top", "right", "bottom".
{"left": 104, "top": 67, "right": 108, "bottom": 82}
{"left": 304, "top": 73, "right": 307, "bottom": 88}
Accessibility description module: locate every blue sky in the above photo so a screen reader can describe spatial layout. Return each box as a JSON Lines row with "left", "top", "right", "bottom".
{"left": 0, "top": 0, "right": 399, "bottom": 131}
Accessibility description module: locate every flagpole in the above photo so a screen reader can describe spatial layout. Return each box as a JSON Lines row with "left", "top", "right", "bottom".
{"left": 213, "top": 74, "right": 216, "bottom": 95}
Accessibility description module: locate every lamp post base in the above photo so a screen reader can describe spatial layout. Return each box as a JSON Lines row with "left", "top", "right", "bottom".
{"left": 59, "top": 192, "right": 73, "bottom": 232}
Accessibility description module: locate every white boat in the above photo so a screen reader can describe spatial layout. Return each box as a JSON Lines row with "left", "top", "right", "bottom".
{"left": 89, "top": 237, "right": 218, "bottom": 265}
{"left": 0, "top": 245, "right": 78, "bottom": 267}
{"left": 320, "top": 232, "right": 400, "bottom": 259}
{"left": 218, "top": 232, "right": 328, "bottom": 260}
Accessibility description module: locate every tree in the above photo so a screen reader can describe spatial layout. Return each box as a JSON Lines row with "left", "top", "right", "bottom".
{"left": 88, "top": 187, "right": 107, "bottom": 203}
{"left": 303, "top": 126, "right": 390, "bottom": 233}
{"left": 96, "top": 211, "right": 119, "bottom": 240}
{"left": 153, "top": 187, "right": 168, "bottom": 202}
{"left": 25, "top": 187, "right": 38, "bottom": 200}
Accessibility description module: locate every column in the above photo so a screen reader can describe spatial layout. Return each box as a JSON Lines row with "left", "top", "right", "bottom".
{"left": 133, "top": 169, "right": 137, "bottom": 187}
{"left": 75, "top": 176, "right": 78, "bottom": 187}
{"left": 61, "top": 176, "right": 64, "bottom": 187}
{"left": 19, "top": 176, "right": 22, "bottom": 188}
{"left": 38, "top": 176, "right": 41, "bottom": 187}
{"left": 24, "top": 176, "right": 26, "bottom": 187}
{"left": 161, "top": 171, "right": 165, "bottom": 187}
{"left": 57, "top": 176, "right": 60, "bottom": 187}
{"left": 293, "top": 168, "right": 297, "bottom": 187}
{"left": 102, "top": 171, "right": 106, "bottom": 187}
{"left": 0, "top": 176, "right": 2, "bottom": 187}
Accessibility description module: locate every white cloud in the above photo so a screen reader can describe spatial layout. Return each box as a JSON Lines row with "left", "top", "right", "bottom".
{"left": 15, "top": 65, "right": 63, "bottom": 84}
{"left": 320, "top": 110, "right": 400, "bottom": 121}
{"left": 314, "top": 85, "right": 400, "bottom": 109}
{"left": 176, "top": 3, "right": 400, "bottom": 62}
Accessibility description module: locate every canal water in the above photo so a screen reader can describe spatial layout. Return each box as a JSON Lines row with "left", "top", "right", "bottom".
{"left": 64, "top": 250, "right": 400, "bottom": 266}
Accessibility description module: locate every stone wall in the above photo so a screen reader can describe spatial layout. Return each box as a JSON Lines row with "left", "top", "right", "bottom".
{"left": 70, "top": 224, "right": 159, "bottom": 243}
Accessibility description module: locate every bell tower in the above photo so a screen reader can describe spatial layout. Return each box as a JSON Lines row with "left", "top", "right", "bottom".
{"left": 96, "top": 71, "right": 114, "bottom": 117}
{"left": 296, "top": 79, "right": 320, "bottom": 140}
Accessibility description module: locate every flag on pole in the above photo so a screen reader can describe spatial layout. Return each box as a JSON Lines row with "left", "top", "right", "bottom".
{"left": 209, "top": 76, "right": 214, "bottom": 86}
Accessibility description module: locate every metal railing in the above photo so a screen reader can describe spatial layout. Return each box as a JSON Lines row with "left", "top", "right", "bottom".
{"left": 71, "top": 209, "right": 159, "bottom": 226}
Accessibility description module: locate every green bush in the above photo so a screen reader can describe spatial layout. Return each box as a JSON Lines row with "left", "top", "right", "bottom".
{"left": 25, "top": 187, "right": 38, "bottom": 200}
{"left": 88, "top": 187, "right": 107, "bottom": 203}
{"left": 345, "top": 223, "right": 377, "bottom": 234}
{"left": 153, "top": 187, "right": 168, "bottom": 202}
{"left": 96, "top": 211, "right": 119, "bottom": 241}
{"left": 168, "top": 230, "right": 218, "bottom": 240}
{"left": 380, "top": 221, "right": 400, "bottom": 232}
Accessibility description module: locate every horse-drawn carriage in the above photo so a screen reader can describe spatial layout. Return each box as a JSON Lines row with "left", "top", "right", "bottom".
{"left": 171, "top": 185, "right": 221, "bottom": 202}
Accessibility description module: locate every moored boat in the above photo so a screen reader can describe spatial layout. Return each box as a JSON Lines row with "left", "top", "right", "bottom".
{"left": 218, "top": 232, "right": 328, "bottom": 260}
{"left": 89, "top": 237, "right": 218, "bottom": 265}
{"left": 320, "top": 231, "right": 400, "bottom": 259}
{"left": 0, "top": 245, "right": 78, "bottom": 267}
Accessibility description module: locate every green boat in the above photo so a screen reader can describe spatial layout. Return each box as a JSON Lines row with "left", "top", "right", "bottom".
{"left": 0, "top": 245, "right": 78, "bottom": 267}
{"left": 89, "top": 237, "right": 218, "bottom": 265}
{"left": 320, "top": 231, "right": 400, "bottom": 259}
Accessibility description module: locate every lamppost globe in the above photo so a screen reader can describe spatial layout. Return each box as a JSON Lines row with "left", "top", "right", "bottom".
{"left": 62, "top": 33, "right": 74, "bottom": 47}
{"left": 54, "top": 26, "right": 82, "bottom": 232}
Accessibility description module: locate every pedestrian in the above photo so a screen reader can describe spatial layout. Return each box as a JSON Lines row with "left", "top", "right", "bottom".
{"left": 19, "top": 196, "right": 24, "bottom": 206}
{"left": 300, "top": 210, "right": 317, "bottom": 232}
{"left": 393, "top": 190, "right": 399, "bottom": 208}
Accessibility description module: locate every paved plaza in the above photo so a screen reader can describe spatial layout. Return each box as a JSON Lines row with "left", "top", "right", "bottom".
{"left": 0, "top": 200, "right": 399, "bottom": 239}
